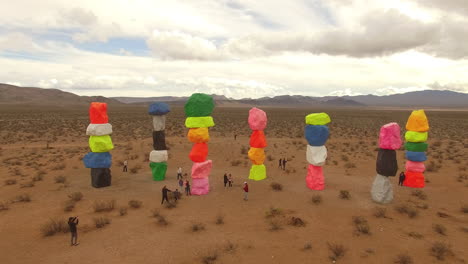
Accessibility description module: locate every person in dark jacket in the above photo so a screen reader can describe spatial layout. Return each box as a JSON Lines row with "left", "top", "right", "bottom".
{"left": 278, "top": 158, "right": 283, "bottom": 169}
{"left": 224, "top": 173, "right": 228, "bottom": 187}
{"left": 68, "top": 216, "right": 79, "bottom": 246}
{"left": 161, "top": 185, "right": 172, "bottom": 204}
{"left": 243, "top": 182, "right": 249, "bottom": 201}
{"left": 282, "top": 158, "right": 287, "bottom": 171}
{"left": 173, "top": 189, "right": 181, "bottom": 201}
{"left": 398, "top": 172, "right": 406, "bottom": 186}
{"left": 185, "top": 180, "right": 191, "bottom": 196}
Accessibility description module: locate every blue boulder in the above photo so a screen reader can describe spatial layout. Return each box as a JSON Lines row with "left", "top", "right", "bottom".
{"left": 148, "top": 102, "right": 170, "bottom": 115}
{"left": 405, "top": 151, "right": 427, "bottom": 162}
{"left": 83, "top": 152, "right": 112, "bottom": 168}
{"left": 305, "top": 125, "right": 329, "bottom": 146}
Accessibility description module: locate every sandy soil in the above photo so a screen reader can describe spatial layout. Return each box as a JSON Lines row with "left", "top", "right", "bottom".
{"left": 0, "top": 106, "right": 467, "bottom": 264}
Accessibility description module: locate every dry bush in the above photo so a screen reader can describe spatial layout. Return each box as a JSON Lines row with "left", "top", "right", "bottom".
{"left": 129, "top": 165, "right": 142, "bottom": 174}
{"left": 339, "top": 190, "right": 351, "bottom": 200}
{"left": 152, "top": 209, "right": 169, "bottom": 226}
{"left": 93, "top": 200, "right": 115, "bottom": 212}
{"left": 94, "top": 217, "right": 111, "bottom": 228}
{"left": 240, "top": 146, "right": 248, "bottom": 155}
{"left": 0, "top": 201, "right": 9, "bottom": 211}
{"left": 119, "top": 207, "right": 128, "bottom": 216}
{"left": 68, "top": 192, "right": 83, "bottom": 202}
{"left": 269, "top": 219, "right": 283, "bottom": 231}
{"left": 64, "top": 200, "right": 76, "bottom": 212}
{"left": 266, "top": 155, "right": 274, "bottom": 162}
{"left": 33, "top": 171, "right": 45, "bottom": 181}
{"left": 302, "top": 242, "right": 312, "bottom": 251}
{"left": 164, "top": 201, "right": 177, "bottom": 209}
{"left": 270, "top": 182, "right": 283, "bottom": 191}
{"left": 407, "top": 232, "right": 423, "bottom": 239}
{"left": 201, "top": 252, "right": 218, "bottom": 264}
{"left": 191, "top": 223, "right": 206, "bottom": 232}
{"left": 327, "top": 242, "right": 346, "bottom": 261}
{"left": 341, "top": 155, "right": 349, "bottom": 162}
{"left": 288, "top": 217, "right": 306, "bottom": 227}
{"left": 54, "top": 175, "right": 66, "bottom": 184}
{"left": 395, "top": 205, "right": 418, "bottom": 218}
{"left": 394, "top": 254, "right": 413, "bottom": 264}
{"left": 5, "top": 179, "right": 17, "bottom": 185}
{"left": 128, "top": 200, "right": 142, "bottom": 209}
{"left": 353, "top": 216, "right": 371, "bottom": 235}
{"left": 215, "top": 215, "right": 225, "bottom": 225}
{"left": 433, "top": 224, "right": 447, "bottom": 236}
{"left": 20, "top": 182, "right": 35, "bottom": 188}
{"left": 411, "top": 190, "right": 427, "bottom": 200}
{"left": 344, "top": 162, "right": 356, "bottom": 169}
{"left": 230, "top": 160, "right": 242, "bottom": 166}
{"left": 430, "top": 242, "right": 453, "bottom": 261}
{"left": 265, "top": 207, "right": 283, "bottom": 218}
{"left": 373, "top": 207, "right": 388, "bottom": 218}
{"left": 15, "top": 193, "right": 31, "bottom": 202}
{"left": 51, "top": 163, "right": 66, "bottom": 171}
{"left": 41, "top": 218, "right": 68, "bottom": 236}
{"left": 224, "top": 241, "right": 237, "bottom": 253}
{"left": 311, "top": 195, "right": 322, "bottom": 205}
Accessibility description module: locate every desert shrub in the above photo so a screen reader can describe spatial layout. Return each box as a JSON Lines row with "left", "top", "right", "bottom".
{"left": 265, "top": 207, "right": 283, "bottom": 218}
{"left": 41, "top": 218, "right": 68, "bottom": 236}
{"left": 119, "top": 207, "right": 128, "bottom": 216}
{"left": 433, "top": 224, "right": 447, "bottom": 236}
{"left": 430, "top": 242, "right": 453, "bottom": 260}
{"left": 353, "top": 216, "right": 371, "bottom": 235}
{"left": 20, "top": 182, "right": 35, "bottom": 188}
{"left": 461, "top": 205, "right": 468, "bottom": 213}
{"left": 411, "top": 190, "right": 427, "bottom": 200}
{"left": 201, "top": 252, "right": 218, "bottom": 264}
{"left": 5, "top": 179, "right": 17, "bottom": 185}
{"left": 68, "top": 192, "right": 83, "bottom": 202}
{"left": 215, "top": 215, "right": 224, "bottom": 225}
{"left": 224, "top": 241, "right": 237, "bottom": 253}
{"left": 271, "top": 182, "right": 283, "bottom": 191}
{"left": 311, "top": 195, "right": 322, "bottom": 205}
{"left": 152, "top": 209, "right": 168, "bottom": 226}
{"left": 94, "top": 217, "right": 111, "bottom": 228}
{"left": 240, "top": 146, "right": 248, "bottom": 155}
{"left": 288, "top": 217, "right": 306, "bottom": 227}
{"left": 344, "top": 162, "right": 356, "bottom": 169}
{"left": 395, "top": 205, "right": 418, "bottom": 218}
{"left": 0, "top": 201, "right": 9, "bottom": 211}
{"left": 15, "top": 193, "right": 31, "bottom": 202}
{"left": 230, "top": 160, "right": 242, "bottom": 166}
{"left": 129, "top": 166, "right": 141, "bottom": 174}
{"left": 54, "top": 175, "right": 66, "bottom": 184}
{"left": 93, "top": 200, "right": 115, "bottom": 212}
{"left": 164, "top": 201, "right": 177, "bottom": 209}
{"left": 269, "top": 219, "right": 283, "bottom": 231}
{"left": 373, "top": 207, "right": 387, "bottom": 218}
{"left": 64, "top": 200, "right": 76, "bottom": 212}
{"left": 128, "top": 200, "right": 142, "bottom": 209}
{"left": 339, "top": 190, "right": 351, "bottom": 200}
{"left": 302, "top": 242, "right": 312, "bottom": 251}
{"left": 407, "top": 232, "right": 423, "bottom": 239}
{"left": 191, "top": 223, "right": 206, "bottom": 232}
{"left": 266, "top": 155, "right": 274, "bottom": 162}
{"left": 394, "top": 254, "right": 413, "bottom": 264}
{"left": 341, "top": 155, "right": 349, "bottom": 162}
{"left": 327, "top": 242, "right": 346, "bottom": 261}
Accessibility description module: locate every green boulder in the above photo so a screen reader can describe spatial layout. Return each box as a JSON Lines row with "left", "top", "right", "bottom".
{"left": 185, "top": 116, "right": 215, "bottom": 128}
{"left": 184, "top": 93, "right": 215, "bottom": 117}
{"left": 249, "top": 164, "right": 266, "bottom": 181}
{"left": 150, "top": 162, "right": 167, "bottom": 181}
{"left": 404, "top": 142, "right": 428, "bottom": 152}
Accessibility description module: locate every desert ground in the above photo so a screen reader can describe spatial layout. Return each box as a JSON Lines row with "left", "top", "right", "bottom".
{"left": 0, "top": 105, "right": 467, "bottom": 264}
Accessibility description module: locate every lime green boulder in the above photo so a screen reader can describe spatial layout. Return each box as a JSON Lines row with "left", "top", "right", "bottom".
{"left": 405, "top": 142, "right": 428, "bottom": 152}
{"left": 405, "top": 131, "right": 428, "bottom": 143}
{"left": 89, "top": 135, "right": 114, "bottom": 152}
{"left": 185, "top": 116, "right": 215, "bottom": 128}
{"left": 184, "top": 93, "right": 214, "bottom": 117}
{"left": 249, "top": 164, "right": 266, "bottom": 181}
{"left": 150, "top": 162, "right": 167, "bottom": 181}
{"left": 305, "top": 113, "right": 331, "bottom": 125}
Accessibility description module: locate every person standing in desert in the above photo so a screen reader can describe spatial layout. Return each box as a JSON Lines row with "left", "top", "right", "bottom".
{"left": 224, "top": 173, "right": 228, "bottom": 187}
{"left": 161, "top": 185, "right": 171, "bottom": 204}
{"left": 278, "top": 158, "right": 283, "bottom": 169}
{"left": 243, "top": 182, "right": 249, "bottom": 201}
{"left": 177, "top": 167, "right": 182, "bottom": 180}
{"left": 228, "top": 174, "right": 233, "bottom": 187}
{"left": 123, "top": 160, "right": 128, "bottom": 172}
{"left": 68, "top": 216, "right": 79, "bottom": 246}
{"left": 185, "top": 180, "right": 191, "bottom": 196}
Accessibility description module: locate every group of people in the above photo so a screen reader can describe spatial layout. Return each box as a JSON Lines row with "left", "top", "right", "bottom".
{"left": 223, "top": 173, "right": 233, "bottom": 187}
{"left": 278, "top": 158, "right": 288, "bottom": 170}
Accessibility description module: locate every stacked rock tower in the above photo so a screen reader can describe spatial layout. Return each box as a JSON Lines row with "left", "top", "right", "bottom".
{"left": 184, "top": 93, "right": 215, "bottom": 195}
{"left": 83, "top": 102, "right": 114, "bottom": 188}
{"left": 371, "top": 123, "right": 402, "bottom": 204}
{"left": 404, "top": 110, "right": 429, "bottom": 188}
{"left": 304, "top": 113, "right": 331, "bottom": 190}
{"left": 248, "top": 107, "right": 268, "bottom": 181}
{"left": 148, "top": 102, "right": 170, "bottom": 181}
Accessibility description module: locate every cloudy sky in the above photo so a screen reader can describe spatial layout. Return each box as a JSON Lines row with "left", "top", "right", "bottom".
{"left": 1, "top": 0, "right": 467, "bottom": 98}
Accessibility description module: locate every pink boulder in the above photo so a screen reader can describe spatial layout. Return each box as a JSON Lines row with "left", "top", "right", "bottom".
{"left": 248, "top": 107, "right": 267, "bottom": 131}
{"left": 305, "top": 164, "right": 324, "bottom": 190}
{"left": 191, "top": 178, "right": 210, "bottom": 195}
{"left": 191, "top": 160, "right": 212, "bottom": 179}
{"left": 405, "top": 161, "right": 426, "bottom": 173}
{"left": 379, "top": 122, "right": 402, "bottom": 150}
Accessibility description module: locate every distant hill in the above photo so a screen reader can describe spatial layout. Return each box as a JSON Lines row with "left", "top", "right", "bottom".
{"left": 0, "top": 83, "right": 122, "bottom": 105}
{"left": 2, "top": 83, "right": 468, "bottom": 108}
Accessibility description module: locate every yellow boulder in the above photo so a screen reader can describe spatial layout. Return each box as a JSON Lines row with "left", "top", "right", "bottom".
{"left": 405, "top": 131, "right": 428, "bottom": 143}
{"left": 188, "top": 128, "right": 210, "bottom": 143}
{"left": 406, "top": 110, "right": 429, "bottom": 132}
{"left": 248, "top": 147, "right": 265, "bottom": 165}
{"left": 305, "top": 112, "right": 331, "bottom": 125}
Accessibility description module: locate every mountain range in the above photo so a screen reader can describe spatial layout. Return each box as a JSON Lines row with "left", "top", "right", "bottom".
{"left": 1, "top": 83, "right": 468, "bottom": 108}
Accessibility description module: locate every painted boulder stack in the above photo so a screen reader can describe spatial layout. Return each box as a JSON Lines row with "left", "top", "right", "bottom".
{"left": 248, "top": 108, "right": 268, "bottom": 181}
{"left": 84, "top": 102, "right": 113, "bottom": 188}
{"left": 185, "top": 93, "right": 215, "bottom": 195}
{"left": 304, "top": 113, "right": 330, "bottom": 190}
{"left": 148, "top": 102, "right": 170, "bottom": 181}
{"left": 404, "top": 110, "right": 429, "bottom": 188}
{"left": 371, "top": 122, "right": 401, "bottom": 204}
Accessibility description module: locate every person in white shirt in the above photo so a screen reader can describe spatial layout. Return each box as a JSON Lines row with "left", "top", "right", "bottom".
{"left": 123, "top": 160, "right": 128, "bottom": 172}
{"left": 177, "top": 167, "right": 182, "bottom": 180}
